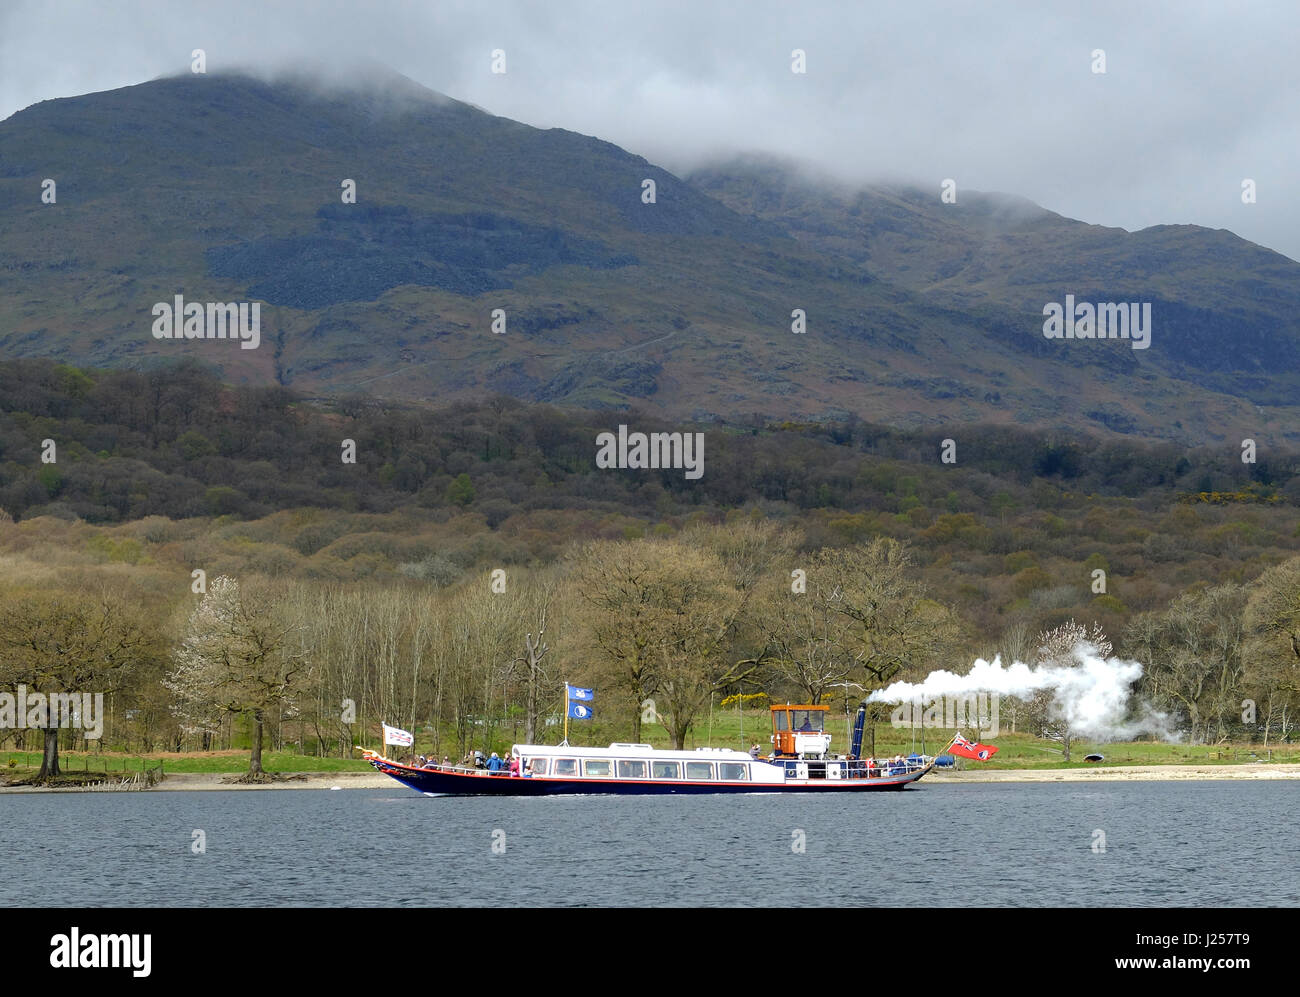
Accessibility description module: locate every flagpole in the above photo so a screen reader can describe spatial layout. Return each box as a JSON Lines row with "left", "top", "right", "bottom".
{"left": 562, "top": 683, "right": 569, "bottom": 747}
{"left": 930, "top": 731, "right": 958, "bottom": 776}
{"left": 945, "top": 730, "right": 972, "bottom": 767}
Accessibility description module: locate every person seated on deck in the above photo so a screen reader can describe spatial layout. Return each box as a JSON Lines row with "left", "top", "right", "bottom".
{"left": 508, "top": 754, "right": 520, "bottom": 776}
{"left": 749, "top": 743, "right": 760, "bottom": 759}
{"left": 441, "top": 756, "right": 451, "bottom": 770}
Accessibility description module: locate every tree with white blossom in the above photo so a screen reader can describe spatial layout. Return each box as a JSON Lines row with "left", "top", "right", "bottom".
{"left": 165, "top": 576, "right": 304, "bottom": 780}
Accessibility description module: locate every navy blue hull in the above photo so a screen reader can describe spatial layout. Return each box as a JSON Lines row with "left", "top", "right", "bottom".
{"left": 371, "top": 762, "right": 928, "bottom": 796}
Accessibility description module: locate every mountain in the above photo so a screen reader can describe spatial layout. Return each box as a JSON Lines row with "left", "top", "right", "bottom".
{"left": 690, "top": 154, "right": 1300, "bottom": 410}
{"left": 2, "top": 68, "right": 1298, "bottom": 445}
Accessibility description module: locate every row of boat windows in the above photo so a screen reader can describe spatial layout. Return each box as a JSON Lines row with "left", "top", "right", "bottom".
{"left": 529, "top": 757, "right": 750, "bottom": 781}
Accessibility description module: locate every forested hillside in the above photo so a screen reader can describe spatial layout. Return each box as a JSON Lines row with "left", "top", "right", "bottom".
{"left": 2, "top": 359, "right": 1299, "bottom": 776}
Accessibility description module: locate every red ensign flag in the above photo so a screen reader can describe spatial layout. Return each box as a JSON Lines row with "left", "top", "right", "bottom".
{"left": 950, "top": 733, "right": 998, "bottom": 761}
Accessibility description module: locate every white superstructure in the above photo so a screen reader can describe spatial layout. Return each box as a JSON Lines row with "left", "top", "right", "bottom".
{"left": 511, "top": 742, "right": 787, "bottom": 785}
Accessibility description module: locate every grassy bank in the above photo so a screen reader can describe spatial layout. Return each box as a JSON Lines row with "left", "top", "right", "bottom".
{"left": 1, "top": 750, "right": 373, "bottom": 779}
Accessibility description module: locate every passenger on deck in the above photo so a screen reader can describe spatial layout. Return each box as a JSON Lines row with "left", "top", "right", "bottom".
{"left": 749, "top": 743, "right": 760, "bottom": 759}
{"left": 508, "top": 754, "right": 520, "bottom": 776}
{"left": 486, "top": 752, "right": 503, "bottom": 773}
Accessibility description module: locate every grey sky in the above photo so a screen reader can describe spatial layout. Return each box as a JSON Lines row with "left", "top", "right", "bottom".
{"left": 3, "top": 0, "right": 1297, "bottom": 260}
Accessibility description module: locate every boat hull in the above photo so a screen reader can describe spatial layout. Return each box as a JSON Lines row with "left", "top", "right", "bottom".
{"left": 368, "top": 759, "right": 932, "bottom": 796}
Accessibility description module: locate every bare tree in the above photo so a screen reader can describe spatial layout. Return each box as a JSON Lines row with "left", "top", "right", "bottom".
{"left": 1243, "top": 557, "right": 1300, "bottom": 743}
{"left": 758, "top": 557, "right": 869, "bottom": 704}
{"left": 569, "top": 539, "right": 673, "bottom": 742}
{"left": 512, "top": 576, "right": 557, "bottom": 745}
{"left": 1126, "top": 586, "right": 1246, "bottom": 743}
{"left": 830, "top": 540, "right": 959, "bottom": 687}
{"left": 647, "top": 543, "right": 756, "bottom": 749}
{"left": 1244, "top": 557, "right": 1300, "bottom": 667}
{"left": 996, "top": 620, "right": 1036, "bottom": 733}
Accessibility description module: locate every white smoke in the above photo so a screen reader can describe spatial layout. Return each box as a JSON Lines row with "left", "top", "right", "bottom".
{"left": 868, "top": 642, "right": 1181, "bottom": 742}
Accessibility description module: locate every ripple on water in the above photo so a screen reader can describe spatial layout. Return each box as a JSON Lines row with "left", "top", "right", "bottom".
{"left": 0, "top": 781, "right": 1293, "bottom": 907}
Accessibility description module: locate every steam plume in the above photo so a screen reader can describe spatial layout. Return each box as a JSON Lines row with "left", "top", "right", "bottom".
{"left": 867, "top": 642, "right": 1180, "bottom": 741}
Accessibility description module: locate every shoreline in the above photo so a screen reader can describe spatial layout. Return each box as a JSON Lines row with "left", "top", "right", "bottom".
{"left": 3, "top": 763, "right": 1299, "bottom": 792}
{"left": 0, "top": 770, "right": 394, "bottom": 793}
{"left": 925, "top": 763, "right": 1300, "bottom": 783}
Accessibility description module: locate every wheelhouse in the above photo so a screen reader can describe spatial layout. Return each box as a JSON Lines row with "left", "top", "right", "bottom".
{"left": 770, "top": 703, "right": 832, "bottom": 758}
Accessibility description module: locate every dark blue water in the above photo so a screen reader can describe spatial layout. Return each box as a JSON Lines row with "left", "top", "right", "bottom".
{"left": 1, "top": 781, "right": 1295, "bottom": 906}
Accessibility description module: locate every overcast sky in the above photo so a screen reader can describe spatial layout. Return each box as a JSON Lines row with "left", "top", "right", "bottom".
{"left": 3, "top": 0, "right": 1297, "bottom": 260}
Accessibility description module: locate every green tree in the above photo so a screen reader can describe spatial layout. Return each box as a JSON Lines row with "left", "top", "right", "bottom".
{"left": 446, "top": 473, "right": 475, "bottom": 506}
{"left": 0, "top": 588, "right": 153, "bottom": 779}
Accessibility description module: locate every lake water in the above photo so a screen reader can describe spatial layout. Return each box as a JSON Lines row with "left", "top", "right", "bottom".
{"left": 1, "top": 781, "right": 1295, "bottom": 906}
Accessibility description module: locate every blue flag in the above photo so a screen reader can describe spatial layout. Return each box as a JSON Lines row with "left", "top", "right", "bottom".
{"left": 568, "top": 701, "right": 594, "bottom": 720}
{"left": 567, "top": 685, "right": 594, "bottom": 702}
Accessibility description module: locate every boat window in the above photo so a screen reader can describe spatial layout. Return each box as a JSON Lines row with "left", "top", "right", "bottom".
{"left": 553, "top": 758, "right": 578, "bottom": 776}
{"left": 583, "top": 759, "right": 612, "bottom": 777}
{"left": 528, "top": 758, "right": 548, "bottom": 776}
{"left": 719, "top": 762, "right": 749, "bottom": 781}
{"left": 651, "top": 760, "right": 680, "bottom": 779}
{"left": 774, "top": 711, "right": 788, "bottom": 731}
{"left": 791, "top": 709, "right": 824, "bottom": 733}
{"left": 617, "top": 759, "right": 647, "bottom": 779}
{"left": 685, "top": 761, "right": 715, "bottom": 780}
